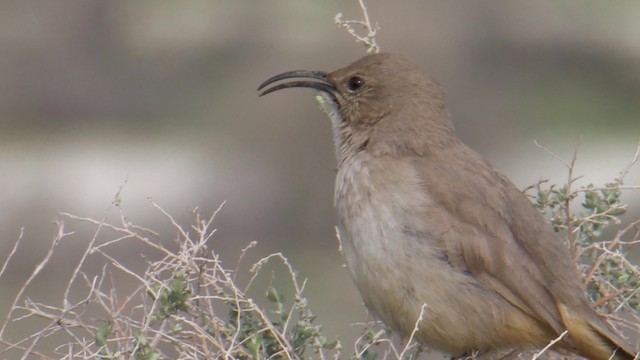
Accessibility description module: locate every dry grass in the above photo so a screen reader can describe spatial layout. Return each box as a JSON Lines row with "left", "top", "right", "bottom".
{"left": 0, "top": 193, "right": 341, "bottom": 359}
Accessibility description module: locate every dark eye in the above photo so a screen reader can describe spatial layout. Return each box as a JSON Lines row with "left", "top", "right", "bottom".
{"left": 346, "top": 76, "right": 364, "bottom": 92}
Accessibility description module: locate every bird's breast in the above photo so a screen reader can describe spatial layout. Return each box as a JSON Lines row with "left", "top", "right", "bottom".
{"left": 332, "top": 154, "right": 537, "bottom": 354}
{"left": 333, "top": 154, "right": 444, "bottom": 332}
{"left": 334, "top": 154, "right": 433, "bottom": 250}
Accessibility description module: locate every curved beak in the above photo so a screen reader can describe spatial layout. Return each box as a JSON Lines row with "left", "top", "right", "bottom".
{"left": 257, "top": 70, "right": 339, "bottom": 101}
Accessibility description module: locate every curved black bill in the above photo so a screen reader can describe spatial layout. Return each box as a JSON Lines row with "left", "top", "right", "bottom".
{"left": 258, "top": 70, "right": 338, "bottom": 99}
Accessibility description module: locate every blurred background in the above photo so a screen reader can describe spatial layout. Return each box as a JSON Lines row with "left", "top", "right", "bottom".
{"left": 1, "top": 0, "right": 639, "bottom": 356}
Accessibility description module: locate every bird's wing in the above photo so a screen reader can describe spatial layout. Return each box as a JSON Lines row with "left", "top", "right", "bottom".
{"left": 411, "top": 144, "right": 583, "bottom": 335}
{"left": 413, "top": 145, "right": 638, "bottom": 359}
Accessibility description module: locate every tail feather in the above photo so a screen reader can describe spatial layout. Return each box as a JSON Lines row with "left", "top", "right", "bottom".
{"left": 558, "top": 303, "right": 638, "bottom": 360}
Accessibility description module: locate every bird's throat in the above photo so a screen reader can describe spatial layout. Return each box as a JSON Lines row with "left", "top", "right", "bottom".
{"left": 316, "top": 92, "right": 351, "bottom": 164}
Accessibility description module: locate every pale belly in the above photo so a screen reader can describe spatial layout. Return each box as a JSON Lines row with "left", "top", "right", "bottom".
{"left": 333, "top": 155, "right": 547, "bottom": 355}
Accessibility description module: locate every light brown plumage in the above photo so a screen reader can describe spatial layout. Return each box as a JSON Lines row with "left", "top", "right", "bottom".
{"left": 259, "top": 53, "right": 638, "bottom": 359}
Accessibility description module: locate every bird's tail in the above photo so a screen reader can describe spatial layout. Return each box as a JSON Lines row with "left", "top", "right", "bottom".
{"left": 558, "top": 303, "right": 638, "bottom": 360}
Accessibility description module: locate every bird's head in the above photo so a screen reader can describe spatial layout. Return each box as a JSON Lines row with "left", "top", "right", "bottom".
{"left": 258, "top": 53, "right": 457, "bottom": 162}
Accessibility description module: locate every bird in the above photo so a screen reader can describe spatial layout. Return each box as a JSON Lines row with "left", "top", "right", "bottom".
{"left": 257, "top": 52, "right": 638, "bottom": 360}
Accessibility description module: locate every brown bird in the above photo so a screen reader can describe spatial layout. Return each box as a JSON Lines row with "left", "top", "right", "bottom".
{"left": 258, "top": 53, "right": 638, "bottom": 359}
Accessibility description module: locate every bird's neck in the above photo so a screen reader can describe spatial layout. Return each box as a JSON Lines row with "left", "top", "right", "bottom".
{"left": 335, "top": 116, "right": 459, "bottom": 166}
